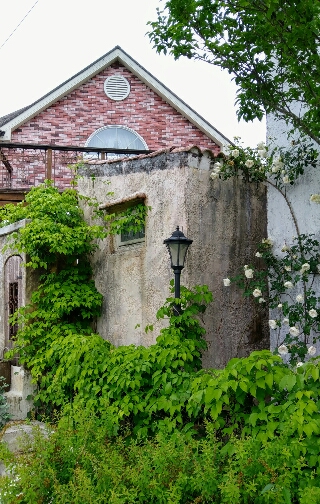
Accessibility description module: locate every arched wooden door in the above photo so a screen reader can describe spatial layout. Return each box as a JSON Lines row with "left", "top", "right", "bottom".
{"left": 4, "top": 255, "right": 23, "bottom": 352}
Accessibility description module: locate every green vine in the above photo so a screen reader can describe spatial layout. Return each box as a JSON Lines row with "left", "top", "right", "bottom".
{"left": 0, "top": 182, "right": 148, "bottom": 415}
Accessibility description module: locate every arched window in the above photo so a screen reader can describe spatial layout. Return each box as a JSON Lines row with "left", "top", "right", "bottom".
{"left": 4, "top": 255, "right": 23, "bottom": 351}
{"left": 85, "top": 126, "right": 148, "bottom": 157}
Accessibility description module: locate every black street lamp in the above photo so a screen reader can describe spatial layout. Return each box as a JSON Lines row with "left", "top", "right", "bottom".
{"left": 164, "top": 226, "right": 193, "bottom": 313}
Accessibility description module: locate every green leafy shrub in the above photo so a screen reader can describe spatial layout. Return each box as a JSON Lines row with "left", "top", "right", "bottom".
{"left": 2, "top": 406, "right": 320, "bottom": 503}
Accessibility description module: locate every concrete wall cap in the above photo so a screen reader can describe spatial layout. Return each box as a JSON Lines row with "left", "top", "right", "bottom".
{"left": 0, "top": 219, "right": 31, "bottom": 237}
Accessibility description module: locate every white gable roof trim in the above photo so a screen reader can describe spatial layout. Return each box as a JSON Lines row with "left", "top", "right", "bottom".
{"left": 0, "top": 46, "right": 231, "bottom": 150}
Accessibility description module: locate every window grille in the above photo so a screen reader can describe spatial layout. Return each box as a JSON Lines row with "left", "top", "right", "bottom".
{"left": 8, "top": 282, "right": 18, "bottom": 338}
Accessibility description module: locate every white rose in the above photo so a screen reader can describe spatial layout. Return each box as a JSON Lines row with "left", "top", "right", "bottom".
{"left": 255, "top": 252, "right": 262, "bottom": 258}
{"left": 278, "top": 344, "right": 288, "bottom": 355}
{"left": 258, "top": 149, "right": 267, "bottom": 158}
{"left": 257, "top": 141, "right": 265, "bottom": 150}
{"left": 213, "top": 161, "right": 222, "bottom": 170}
{"left": 284, "top": 281, "right": 293, "bottom": 289}
{"left": 284, "top": 265, "right": 291, "bottom": 272}
{"left": 282, "top": 318, "right": 289, "bottom": 326}
{"left": 259, "top": 297, "right": 265, "bottom": 303}
{"left": 296, "top": 294, "right": 304, "bottom": 303}
{"left": 308, "top": 309, "right": 317, "bottom": 318}
{"left": 231, "top": 149, "right": 239, "bottom": 158}
{"left": 245, "top": 268, "right": 254, "bottom": 279}
{"left": 308, "top": 346, "right": 316, "bottom": 356}
{"left": 210, "top": 172, "right": 219, "bottom": 180}
{"left": 253, "top": 288, "right": 262, "bottom": 298}
{"left": 278, "top": 303, "right": 283, "bottom": 308}
{"left": 223, "top": 278, "right": 231, "bottom": 287}
{"left": 269, "top": 320, "right": 277, "bottom": 329}
{"left": 245, "top": 159, "right": 254, "bottom": 168}
{"left": 296, "top": 362, "right": 303, "bottom": 367}
{"left": 289, "top": 327, "right": 299, "bottom": 337}
{"left": 283, "top": 176, "right": 290, "bottom": 184}
{"left": 300, "top": 263, "right": 310, "bottom": 274}
{"left": 310, "top": 194, "right": 320, "bottom": 204}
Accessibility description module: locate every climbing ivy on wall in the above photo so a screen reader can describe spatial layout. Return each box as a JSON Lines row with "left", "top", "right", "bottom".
{"left": 0, "top": 182, "right": 148, "bottom": 415}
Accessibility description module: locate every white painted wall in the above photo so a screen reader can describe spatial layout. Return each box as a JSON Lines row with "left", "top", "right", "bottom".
{"left": 267, "top": 114, "right": 320, "bottom": 350}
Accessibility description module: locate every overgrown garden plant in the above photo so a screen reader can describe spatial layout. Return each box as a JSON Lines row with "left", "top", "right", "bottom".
{"left": 214, "top": 140, "right": 320, "bottom": 364}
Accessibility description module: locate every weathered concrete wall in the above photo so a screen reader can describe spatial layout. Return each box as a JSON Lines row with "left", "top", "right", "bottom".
{"left": 78, "top": 148, "right": 269, "bottom": 368}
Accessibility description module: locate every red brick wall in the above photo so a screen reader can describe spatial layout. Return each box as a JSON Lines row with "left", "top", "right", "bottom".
{"left": 3, "top": 63, "right": 220, "bottom": 189}
{"left": 12, "top": 63, "right": 220, "bottom": 152}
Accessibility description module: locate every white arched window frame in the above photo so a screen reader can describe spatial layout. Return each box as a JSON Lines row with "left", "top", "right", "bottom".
{"left": 85, "top": 125, "right": 148, "bottom": 158}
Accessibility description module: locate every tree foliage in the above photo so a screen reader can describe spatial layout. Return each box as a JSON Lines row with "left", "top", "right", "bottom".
{"left": 148, "top": 0, "right": 320, "bottom": 144}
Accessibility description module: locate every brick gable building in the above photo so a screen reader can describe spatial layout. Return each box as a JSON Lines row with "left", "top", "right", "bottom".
{"left": 0, "top": 46, "right": 229, "bottom": 191}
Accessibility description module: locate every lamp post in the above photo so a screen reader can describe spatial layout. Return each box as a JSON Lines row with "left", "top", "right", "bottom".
{"left": 164, "top": 226, "right": 193, "bottom": 313}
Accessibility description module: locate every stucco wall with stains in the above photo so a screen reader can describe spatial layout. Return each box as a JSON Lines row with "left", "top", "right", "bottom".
{"left": 78, "top": 147, "right": 269, "bottom": 368}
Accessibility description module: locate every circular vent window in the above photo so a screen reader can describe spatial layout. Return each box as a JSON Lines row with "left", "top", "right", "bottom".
{"left": 104, "top": 75, "right": 130, "bottom": 101}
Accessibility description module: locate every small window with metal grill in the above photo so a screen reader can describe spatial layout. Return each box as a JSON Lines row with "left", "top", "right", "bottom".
{"left": 120, "top": 226, "right": 145, "bottom": 245}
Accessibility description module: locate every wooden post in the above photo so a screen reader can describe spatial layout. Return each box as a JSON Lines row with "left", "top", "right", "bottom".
{"left": 46, "top": 149, "right": 52, "bottom": 180}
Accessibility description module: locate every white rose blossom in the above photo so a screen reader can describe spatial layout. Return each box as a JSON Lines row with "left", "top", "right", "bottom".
{"left": 278, "top": 344, "right": 288, "bottom": 355}
{"left": 278, "top": 303, "right": 283, "bottom": 308}
{"left": 259, "top": 297, "right": 265, "bottom": 303}
{"left": 308, "top": 309, "right": 318, "bottom": 318}
{"left": 210, "top": 172, "right": 219, "bottom": 180}
{"left": 296, "top": 362, "right": 303, "bottom": 367}
{"left": 245, "top": 159, "right": 254, "bottom": 168}
{"left": 284, "top": 281, "right": 293, "bottom": 289}
{"left": 284, "top": 265, "right": 291, "bottom": 272}
{"left": 213, "top": 161, "right": 222, "bottom": 171}
{"left": 310, "top": 194, "right": 320, "bottom": 204}
{"left": 253, "top": 288, "right": 262, "bottom": 298}
{"left": 269, "top": 320, "right": 278, "bottom": 330}
{"left": 245, "top": 268, "right": 254, "bottom": 279}
{"left": 296, "top": 294, "right": 304, "bottom": 303}
{"left": 300, "top": 263, "right": 310, "bottom": 274}
{"left": 230, "top": 149, "right": 239, "bottom": 158}
{"left": 257, "top": 141, "right": 265, "bottom": 150}
{"left": 289, "top": 327, "right": 300, "bottom": 337}
{"left": 281, "top": 244, "right": 290, "bottom": 252}
{"left": 282, "top": 318, "right": 289, "bottom": 326}
{"left": 223, "top": 278, "right": 231, "bottom": 287}
{"left": 308, "top": 346, "right": 316, "bottom": 356}
{"left": 255, "top": 252, "right": 262, "bottom": 258}
{"left": 282, "top": 176, "right": 290, "bottom": 184}
{"left": 258, "top": 149, "right": 267, "bottom": 158}
{"left": 262, "top": 238, "right": 273, "bottom": 247}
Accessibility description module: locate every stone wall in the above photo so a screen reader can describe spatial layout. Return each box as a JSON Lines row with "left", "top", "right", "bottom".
{"left": 78, "top": 147, "right": 269, "bottom": 368}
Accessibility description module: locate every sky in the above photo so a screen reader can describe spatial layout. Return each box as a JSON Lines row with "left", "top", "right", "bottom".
{"left": 0, "top": 0, "right": 266, "bottom": 147}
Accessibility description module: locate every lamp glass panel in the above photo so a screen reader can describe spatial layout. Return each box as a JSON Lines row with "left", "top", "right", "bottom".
{"left": 169, "top": 243, "right": 179, "bottom": 267}
{"left": 179, "top": 243, "right": 189, "bottom": 266}
{"left": 169, "top": 242, "right": 189, "bottom": 267}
